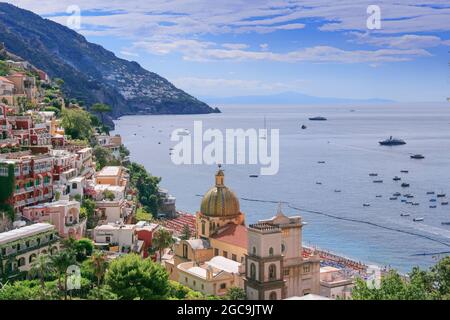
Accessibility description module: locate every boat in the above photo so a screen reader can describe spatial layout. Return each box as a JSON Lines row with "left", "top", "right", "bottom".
{"left": 317, "top": 161, "right": 326, "bottom": 164}
{"left": 373, "top": 180, "right": 383, "bottom": 183}
{"left": 379, "top": 136, "right": 406, "bottom": 146}
{"left": 413, "top": 217, "right": 424, "bottom": 222}
{"left": 401, "top": 183, "right": 410, "bottom": 188}
{"left": 441, "top": 222, "right": 450, "bottom": 225}
{"left": 400, "top": 213, "right": 410, "bottom": 217}
{"left": 389, "top": 197, "right": 397, "bottom": 200}
{"left": 426, "top": 191, "right": 435, "bottom": 195}
{"left": 412, "top": 203, "right": 420, "bottom": 206}
{"left": 437, "top": 193, "right": 446, "bottom": 198}
{"left": 334, "top": 189, "right": 342, "bottom": 193}
{"left": 441, "top": 202, "right": 449, "bottom": 205}
{"left": 430, "top": 205, "right": 437, "bottom": 208}
{"left": 406, "top": 201, "right": 413, "bottom": 204}
{"left": 393, "top": 176, "right": 401, "bottom": 181}
{"left": 369, "top": 173, "right": 378, "bottom": 177}
{"left": 301, "top": 125, "right": 307, "bottom": 129}
{"left": 430, "top": 199, "right": 437, "bottom": 202}
{"left": 363, "top": 203, "right": 370, "bottom": 207}
{"left": 401, "top": 199, "right": 406, "bottom": 202}
{"left": 249, "top": 174, "right": 259, "bottom": 178}
{"left": 406, "top": 195, "right": 414, "bottom": 198}
{"left": 393, "top": 192, "right": 401, "bottom": 196}
{"left": 400, "top": 170, "right": 409, "bottom": 173}
{"left": 376, "top": 195, "right": 382, "bottom": 198}
{"left": 410, "top": 154, "right": 425, "bottom": 159}
{"left": 309, "top": 116, "right": 327, "bottom": 121}
{"left": 316, "top": 182, "right": 322, "bottom": 185}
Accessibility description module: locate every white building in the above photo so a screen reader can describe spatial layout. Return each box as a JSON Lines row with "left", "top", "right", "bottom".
{"left": 93, "top": 222, "right": 143, "bottom": 254}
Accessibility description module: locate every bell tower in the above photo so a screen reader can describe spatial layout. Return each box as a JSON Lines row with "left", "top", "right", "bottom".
{"left": 244, "top": 222, "right": 285, "bottom": 300}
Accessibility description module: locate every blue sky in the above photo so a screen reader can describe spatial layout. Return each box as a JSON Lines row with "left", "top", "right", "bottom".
{"left": 6, "top": 0, "right": 450, "bottom": 102}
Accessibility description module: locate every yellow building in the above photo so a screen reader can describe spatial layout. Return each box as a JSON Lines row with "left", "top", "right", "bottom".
{"left": 167, "top": 167, "right": 320, "bottom": 300}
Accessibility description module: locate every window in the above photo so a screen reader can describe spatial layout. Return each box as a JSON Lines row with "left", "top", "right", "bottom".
{"left": 269, "top": 264, "right": 277, "bottom": 280}
{"left": 193, "top": 281, "right": 196, "bottom": 287}
{"left": 72, "top": 183, "right": 77, "bottom": 189}
{"left": 281, "top": 243, "right": 285, "bottom": 253}
{"left": 183, "top": 244, "right": 188, "bottom": 258}
{"left": 223, "top": 251, "right": 228, "bottom": 258}
{"left": 185, "top": 277, "right": 188, "bottom": 283}
{"left": 232, "top": 254, "right": 237, "bottom": 261}
{"left": 29, "top": 254, "right": 36, "bottom": 263}
{"left": 252, "top": 246, "right": 256, "bottom": 256}
{"left": 250, "top": 263, "right": 256, "bottom": 280}
{"left": 214, "top": 248, "right": 219, "bottom": 256}
{"left": 220, "top": 283, "right": 226, "bottom": 290}
{"left": 106, "top": 236, "right": 111, "bottom": 242}
{"left": 284, "top": 268, "right": 290, "bottom": 276}
{"left": 201, "top": 284, "right": 204, "bottom": 290}
{"left": 269, "top": 291, "right": 277, "bottom": 300}
{"left": 303, "top": 264, "right": 311, "bottom": 273}
{"left": 18, "top": 257, "right": 26, "bottom": 267}
{"left": 269, "top": 247, "right": 274, "bottom": 257}
{"left": 201, "top": 221, "right": 206, "bottom": 235}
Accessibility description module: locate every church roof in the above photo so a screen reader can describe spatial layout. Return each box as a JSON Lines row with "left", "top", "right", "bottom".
{"left": 211, "top": 224, "right": 247, "bottom": 249}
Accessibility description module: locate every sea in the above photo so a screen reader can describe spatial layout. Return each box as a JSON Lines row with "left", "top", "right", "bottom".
{"left": 112, "top": 102, "right": 450, "bottom": 272}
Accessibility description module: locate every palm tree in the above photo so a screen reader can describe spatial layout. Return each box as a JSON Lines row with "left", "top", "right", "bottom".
{"left": 28, "top": 254, "right": 54, "bottom": 297}
{"left": 152, "top": 228, "right": 174, "bottom": 262}
{"left": 91, "top": 103, "right": 112, "bottom": 124}
{"left": 50, "top": 250, "right": 77, "bottom": 300}
{"left": 90, "top": 251, "right": 108, "bottom": 287}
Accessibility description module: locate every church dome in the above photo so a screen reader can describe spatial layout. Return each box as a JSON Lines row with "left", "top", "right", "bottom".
{"left": 200, "top": 167, "right": 240, "bottom": 217}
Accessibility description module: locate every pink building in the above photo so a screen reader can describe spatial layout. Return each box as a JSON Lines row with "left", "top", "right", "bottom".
{"left": 22, "top": 200, "right": 86, "bottom": 239}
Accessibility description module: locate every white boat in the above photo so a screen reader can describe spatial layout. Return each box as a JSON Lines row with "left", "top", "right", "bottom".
{"left": 413, "top": 217, "right": 424, "bottom": 222}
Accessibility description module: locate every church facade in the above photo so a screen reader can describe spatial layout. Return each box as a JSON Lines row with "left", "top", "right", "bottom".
{"left": 167, "top": 167, "right": 320, "bottom": 299}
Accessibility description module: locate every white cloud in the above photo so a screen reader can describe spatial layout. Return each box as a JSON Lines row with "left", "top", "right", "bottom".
{"left": 171, "top": 76, "right": 306, "bottom": 96}
{"left": 119, "top": 50, "right": 139, "bottom": 57}
{"left": 222, "top": 43, "right": 249, "bottom": 50}
{"left": 350, "top": 32, "right": 450, "bottom": 49}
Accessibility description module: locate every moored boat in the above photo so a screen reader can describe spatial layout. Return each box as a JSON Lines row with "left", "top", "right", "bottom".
{"left": 379, "top": 136, "right": 406, "bottom": 146}
{"left": 413, "top": 217, "right": 424, "bottom": 222}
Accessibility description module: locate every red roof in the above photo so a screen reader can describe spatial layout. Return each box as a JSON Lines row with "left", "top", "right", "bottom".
{"left": 211, "top": 224, "right": 248, "bottom": 249}
{"left": 0, "top": 76, "right": 14, "bottom": 84}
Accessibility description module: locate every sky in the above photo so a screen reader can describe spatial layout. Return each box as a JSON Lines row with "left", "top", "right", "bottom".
{"left": 5, "top": 0, "right": 450, "bottom": 102}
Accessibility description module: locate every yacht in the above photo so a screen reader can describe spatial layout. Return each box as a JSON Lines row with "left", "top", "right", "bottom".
{"left": 437, "top": 193, "right": 446, "bottom": 198}
{"left": 393, "top": 192, "right": 401, "bottom": 197}
{"left": 400, "top": 170, "right": 409, "bottom": 173}
{"left": 389, "top": 197, "right": 397, "bottom": 200}
{"left": 400, "top": 213, "right": 410, "bottom": 217}
{"left": 401, "top": 183, "right": 410, "bottom": 188}
{"left": 441, "top": 222, "right": 450, "bottom": 226}
{"left": 301, "top": 125, "right": 307, "bottom": 129}
{"left": 309, "top": 116, "right": 327, "bottom": 121}
{"left": 379, "top": 136, "right": 406, "bottom": 146}
{"left": 430, "top": 205, "right": 437, "bottom": 208}
{"left": 363, "top": 203, "right": 370, "bottom": 207}
{"left": 369, "top": 173, "right": 378, "bottom": 177}
{"left": 441, "top": 201, "right": 449, "bottom": 205}
{"left": 373, "top": 180, "right": 383, "bottom": 183}
{"left": 393, "top": 176, "right": 401, "bottom": 181}
{"left": 427, "top": 191, "right": 435, "bottom": 195}
{"left": 413, "top": 217, "right": 424, "bottom": 222}
{"left": 412, "top": 203, "right": 420, "bottom": 206}
{"left": 410, "top": 154, "right": 425, "bottom": 159}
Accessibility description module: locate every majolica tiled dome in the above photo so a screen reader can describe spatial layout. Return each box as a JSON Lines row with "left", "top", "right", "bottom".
{"left": 200, "top": 168, "right": 240, "bottom": 217}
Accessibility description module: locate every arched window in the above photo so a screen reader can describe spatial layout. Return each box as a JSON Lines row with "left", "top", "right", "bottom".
{"left": 18, "top": 257, "right": 26, "bottom": 267}
{"left": 269, "top": 247, "right": 274, "bottom": 257}
{"left": 281, "top": 243, "right": 285, "bottom": 253}
{"left": 201, "top": 221, "right": 206, "bottom": 235}
{"left": 269, "top": 264, "right": 277, "bottom": 280}
{"left": 250, "top": 263, "right": 256, "bottom": 280}
{"left": 182, "top": 244, "right": 188, "bottom": 258}
{"left": 252, "top": 246, "right": 256, "bottom": 256}
{"left": 29, "top": 253, "right": 37, "bottom": 263}
{"left": 269, "top": 291, "right": 277, "bottom": 300}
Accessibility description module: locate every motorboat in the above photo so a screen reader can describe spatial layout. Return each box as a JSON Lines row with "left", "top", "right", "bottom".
{"left": 406, "top": 195, "right": 414, "bottom": 198}
{"left": 412, "top": 203, "right": 420, "bottom": 206}
{"left": 334, "top": 189, "right": 342, "bottom": 193}
{"left": 437, "top": 193, "right": 446, "bottom": 198}
{"left": 379, "top": 136, "right": 406, "bottom": 146}
{"left": 369, "top": 173, "right": 378, "bottom": 177}
{"left": 389, "top": 197, "right": 397, "bottom": 200}
{"left": 430, "top": 205, "right": 437, "bottom": 208}
{"left": 249, "top": 174, "right": 259, "bottom": 178}
{"left": 376, "top": 195, "right": 382, "bottom": 198}
{"left": 401, "top": 183, "right": 410, "bottom": 188}
{"left": 373, "top": 180, "right": 383, "bottom": 183}
{"left": 410, "top": 154, "right": 425, "bottom": 159}
{"left": 363, "top": 203, "right": 370, "bottom": 207}
{"left": 309, "top": 116, "right": 327, "bottom": 121}
{"left": 413, "top": 217, "right": 424, "bottom": 222}
{"left": 400, "top": 213, "right": 410, "bottom": 217}
{"left": 301, "top": 125, "right": 307, "bottom": 129}
{"left": 426, "top": 191, "right": 435, "bottom": 195}
{"left": 393, "top": 176, "right": 401, "bottom": 181}
{"left": 441, "top": 222, "right": 450, "bottom": 225}
{"left": 317, "top": 161, "right": 326, "bottom": 164}
{"left": 316, "top": 182, "right": 322, "bottom": 185}
{"left": 430, "top": 199, "right": 437, "bottom": 202}
{"left": 393, "top": 192, "right": 401, "bottom": 196}
{"left": 400, "top": 170, "right": 409, "bottom": 173}
{"left": 441, "top": 202, "right": 449, "bottom": 205}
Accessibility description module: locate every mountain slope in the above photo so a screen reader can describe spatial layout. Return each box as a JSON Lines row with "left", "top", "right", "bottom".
{"left": 0, "top": 2, "right": 218, "bottom": 120}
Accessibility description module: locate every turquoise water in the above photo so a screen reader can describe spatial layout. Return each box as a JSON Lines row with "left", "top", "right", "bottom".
{"left": 113, "top": 103, "right": 450, "bottom": 272}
